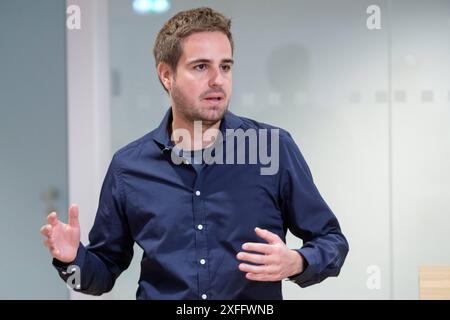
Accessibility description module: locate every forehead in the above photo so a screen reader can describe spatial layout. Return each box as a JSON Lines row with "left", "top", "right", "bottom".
{"left": 179, "top": 31, "right": 232, "bottom": 62}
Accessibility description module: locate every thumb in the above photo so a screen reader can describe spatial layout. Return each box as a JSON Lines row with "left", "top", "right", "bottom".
{"left": 68, "top": 204, "right": 80, "bottom": 228}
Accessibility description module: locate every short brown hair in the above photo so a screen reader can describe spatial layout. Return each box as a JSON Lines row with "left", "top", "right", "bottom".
{"left": 153, "top": 7, "right": 234, "bottom": 73}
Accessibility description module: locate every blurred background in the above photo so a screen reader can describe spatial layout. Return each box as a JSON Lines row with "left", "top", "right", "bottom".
{"left": 0, "top": 0, "right": 449, "bottom": 299}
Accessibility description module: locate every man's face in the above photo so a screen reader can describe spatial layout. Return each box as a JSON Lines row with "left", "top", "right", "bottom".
{"left": 168, "top": 31, "right": 233, "bottom": 125}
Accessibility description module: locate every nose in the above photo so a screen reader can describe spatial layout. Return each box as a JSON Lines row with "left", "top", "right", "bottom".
{"left": 208, "top": 66, "right": 225, "bottom": 87}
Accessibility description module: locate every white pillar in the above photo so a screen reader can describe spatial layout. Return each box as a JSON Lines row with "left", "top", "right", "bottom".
{"left": 66, "top": 0, "right": 112, "bottom": 300}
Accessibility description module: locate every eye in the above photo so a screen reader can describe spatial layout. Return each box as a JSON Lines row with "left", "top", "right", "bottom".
{"left": 194, "top": 64, "right": 207, "bottom": 71}
{"left": 221, "top": 64, "right": 232, "bottom": 72}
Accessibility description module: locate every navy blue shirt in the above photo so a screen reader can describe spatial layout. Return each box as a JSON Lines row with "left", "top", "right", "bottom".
{"left": 53, "top": 108, "right": 349, "bottom": 300}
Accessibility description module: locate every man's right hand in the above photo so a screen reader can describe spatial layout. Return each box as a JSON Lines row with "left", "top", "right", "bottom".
{"left": 40, "top": 204, "right": 81, "bottom": 263}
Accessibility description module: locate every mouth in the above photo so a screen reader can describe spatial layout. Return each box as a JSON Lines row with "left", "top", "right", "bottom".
{"left": 203, "top": 95, "right": 225, "bottom": 105}
{"left": 205, "top": 97, "right": 222, "bottom": 102}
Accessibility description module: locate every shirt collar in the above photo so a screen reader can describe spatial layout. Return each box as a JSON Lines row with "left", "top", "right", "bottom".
{"left": 153, "top": 107, "right": 243, "bottom": 150}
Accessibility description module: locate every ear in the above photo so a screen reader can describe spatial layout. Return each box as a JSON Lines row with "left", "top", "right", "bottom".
{"left": 157, "top": 62, "right": 174, "bottom": 92}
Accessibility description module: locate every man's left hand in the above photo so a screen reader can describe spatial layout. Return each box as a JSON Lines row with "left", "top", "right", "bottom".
{"left": 236, "top": 227, "right": 305, "bottom": 281}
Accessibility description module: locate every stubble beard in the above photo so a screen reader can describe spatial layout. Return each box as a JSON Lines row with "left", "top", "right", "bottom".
{"left": 171, "top": 82, "right": 229, "bottom": 127}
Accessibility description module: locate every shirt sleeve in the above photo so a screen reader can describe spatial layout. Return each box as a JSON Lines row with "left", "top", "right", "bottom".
{"left": 278, "top": 131, "right": 349, "bottom": 288}
{"left": 52, "top": 155, "right": 134, "bottom": 295}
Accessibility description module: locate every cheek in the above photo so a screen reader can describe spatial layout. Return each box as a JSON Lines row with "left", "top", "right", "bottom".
{"left": 175, "top": 79, "right": 201, "bottom": 99}
{"left": 182, "top": 74, "right": 206, "bottom": 94}
{"left": 225, "top": 78, "right": 232, "bottom": 96}
{"left": 188, "top": 84, "right": 204, "bottom": 100}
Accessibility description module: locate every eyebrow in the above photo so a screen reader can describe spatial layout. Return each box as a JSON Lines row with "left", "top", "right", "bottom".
{"left": 186, "top": 58, "right": 234, "bottom": 66}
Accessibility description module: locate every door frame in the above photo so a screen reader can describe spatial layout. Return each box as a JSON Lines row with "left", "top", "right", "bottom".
{"left": 66, "top": 0, "right": 112, "bottom": 300}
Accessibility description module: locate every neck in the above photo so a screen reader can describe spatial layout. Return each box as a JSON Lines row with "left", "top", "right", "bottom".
{"left": 171, "top": 110, "right": 221, "bottom": 151}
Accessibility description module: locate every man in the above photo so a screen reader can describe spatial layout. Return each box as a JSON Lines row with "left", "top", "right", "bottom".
{"left": 40, "top": 7, "right": 348, "bottom": 300}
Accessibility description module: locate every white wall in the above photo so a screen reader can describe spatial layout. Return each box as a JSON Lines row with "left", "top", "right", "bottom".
{"left": 70, "top": 0, "right": 450, "bottom": 300}
{"left": 390, "top": 0, "right": 450, "bottom": 299}
{"left": 66, "top": 0, "right": 112, "bottom": 300}
{"left": 0, "top": 0, "right": 68, "bottom": 299}
{"left": 108, "top": 0, "right": 391, "bottom": 299}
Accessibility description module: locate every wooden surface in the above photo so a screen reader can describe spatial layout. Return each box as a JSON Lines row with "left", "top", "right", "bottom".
{"left": 419, "top": 266, "right": 450, "bottom": 300}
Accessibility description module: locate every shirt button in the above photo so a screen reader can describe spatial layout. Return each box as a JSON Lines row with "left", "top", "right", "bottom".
{"left": 200, "top": 259, "right": 206, "bottom": 265}
{"left": 197, "top": 224, "right": 203, "bottom": 230}
{"left": 195, "top": 190, "right": 201, "bottom": 196}
{"left": 201, "top": 294, "right": 208, "bottom": 300}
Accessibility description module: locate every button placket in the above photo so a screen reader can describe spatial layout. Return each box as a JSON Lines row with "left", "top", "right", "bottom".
{"left": 193, "top": 172, "right": 210, "bottom": 300}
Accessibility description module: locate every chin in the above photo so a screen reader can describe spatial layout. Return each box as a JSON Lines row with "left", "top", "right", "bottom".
{"left": 198, "top": 104, "right": 227, "bottom": 120}
{"left": 203, "top": 106, "right": 227, "bottom": 120}
{"left": 201, "top": 113, "right": 224, "bottom": 123}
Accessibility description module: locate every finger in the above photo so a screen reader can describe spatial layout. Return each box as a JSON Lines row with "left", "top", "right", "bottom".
{"left": 47, "top": 212, "right": 58, "bottom": 226}
{"left": 51, "top": 247, "right": 61, "bottom": 257}
{"left": 245, "top": 273, "right": 277, "bottom": 282}
{"left": 236, "top": 252, "right": 271, "bottom": 265}
{"left": 239, "top": 263, "right": 273, "bottom": 274}
{"left": 68, "top": 204, "right": 79, "bottom": 228}
{"left": 44, "top": 239, "right": 54, "bottom": 249}
{"left": 40, "top": 224, "right": 52, "bottom": 237}
{"left": 241, "top": 242, "right": 273, "bottom": 255}
{"left": 255, "top": 227, "right": 283, "bottom": 245}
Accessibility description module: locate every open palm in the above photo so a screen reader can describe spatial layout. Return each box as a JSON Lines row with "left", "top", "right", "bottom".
{"left": 40, "top": 204, "right": 81, "bottom": 263}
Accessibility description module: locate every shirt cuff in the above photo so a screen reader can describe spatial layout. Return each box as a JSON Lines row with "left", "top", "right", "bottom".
{"left": 52, "top": 243, "right": 86, "bottom": 280}
{"left": 286, "top": 247, "right": 318, "bottom": 287}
